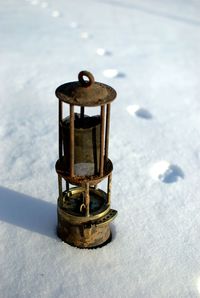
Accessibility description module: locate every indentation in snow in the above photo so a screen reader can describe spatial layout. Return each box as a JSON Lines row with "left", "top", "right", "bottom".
{"left": 197, "top": 277, "right": 200, "bottom": 294}
{"left": 52, "top": 10, "right": 60, "bottom": 18}
{"left": 31, "top": 0, "right": 39, "bottom": 5}
{"left": 126, "top": 105, "right": 152, "bottom": 119}
{"left": 80, "top": 32, "right": 91, "bottom": 39}
{"left": 0, "top": 126, "right": 5, "bottom": 138}
{"left": 41, "top": 2, "right": 48, "bottom": 8}
{"left": 96, "top": 48, "right": 112, "bottom": 56}
{"left": 69, "top": 22, "right": 79, "bottom": 29}
{"left": 102, "top": 69, "right": 125, "bottom": 78}
{"left": 149, "top": 161, "right": 184, "bottom": 183}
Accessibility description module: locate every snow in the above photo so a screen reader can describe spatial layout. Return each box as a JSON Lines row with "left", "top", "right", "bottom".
{"left": 102, "top": 68, "right": 122, "bottom": 78}
{"left": 96, "top": 48, "right": 111, "bottom": 56}
{"left": 127, "top": 104, "right": 153, "bottom": 119}
{"left": 69, "top": 21, "right": 79, "bottom": 29}
{"left": 41, "top": 2, "right": 48, "bottom": 9}
{"left": 51, "top": 10, "right": 61, "bottom": 18}
{"left": 149, "top": 160, "right": 184, "bottom": 183}
{"left": 1, "top": 0, "right": 200, "bottom": 297}
{"left": 80, "top": 32, "right": 92, "bottom": 40}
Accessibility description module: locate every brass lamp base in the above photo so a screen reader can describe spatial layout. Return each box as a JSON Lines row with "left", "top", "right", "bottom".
{"left": 57, "top": 220, "right": 111, "bottom": 249}
{"left": 57, "top": 187, "right": 117, "bottom": 248}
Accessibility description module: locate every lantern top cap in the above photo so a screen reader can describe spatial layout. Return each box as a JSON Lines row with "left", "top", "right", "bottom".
{"left": 55, "top": 70, "right": 117, "bottom": 107}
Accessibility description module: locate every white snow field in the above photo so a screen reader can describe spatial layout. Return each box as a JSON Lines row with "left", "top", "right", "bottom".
{"left": 1, "top": 0, "right": 200, "bottom": 297}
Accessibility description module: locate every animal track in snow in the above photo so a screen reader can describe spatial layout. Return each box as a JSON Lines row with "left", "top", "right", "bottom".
{"left": 96, "top": 48, "right": 112, "bottom": 56}
{"left": 102, "top": 69, "right": 125, "bottom": 78}
{"left": 149, "top": 161, "right": 184, "bottom": 183}
{"left": 0, "top": 126, "right": 5, "bottom": 138}
{"left": 126, "top": 105, "right": 152, "bottom": 119}
{"left": 69, "top": 22, "right": 79, "bottom": 29}
{"left": 196, "top": 277, "right": 200, "bottom": 294}
{"left": 41, "top": 2, "right": 48, "bottom": 8}
{"left": 80, "top": 32, "right": 92, "bottom": 39}
{"left": 52, "top": 10, "right": 61, "bottom": 18}
{"left": 31, "top": 0, "right": 39, "bottom": 5}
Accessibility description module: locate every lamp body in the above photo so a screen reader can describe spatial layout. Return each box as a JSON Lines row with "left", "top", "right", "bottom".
{"left": 55, "top": 71, "right": 117, "bottom": 248}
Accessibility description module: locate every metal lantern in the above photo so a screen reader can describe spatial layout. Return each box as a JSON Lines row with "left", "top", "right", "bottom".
{"left": 55, "top": 70, "right": 117, "bottom": 248}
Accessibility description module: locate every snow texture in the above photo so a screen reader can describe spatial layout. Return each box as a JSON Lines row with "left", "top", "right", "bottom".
{"left": 96, "top": 48, "right": 111, "bottom": 56}
{"left": 1, "top": 0, "right": 200, "bottom": 297}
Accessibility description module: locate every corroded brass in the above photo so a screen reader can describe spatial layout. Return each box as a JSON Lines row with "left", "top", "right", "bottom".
{"left": 55, "top": 71, "right": 117, "bottom": 107}
{"left": 55, "top": 71, "right": 117, "bottom": 248}
{"left": 57, "top": 187, "right": 117, "bottom": 248}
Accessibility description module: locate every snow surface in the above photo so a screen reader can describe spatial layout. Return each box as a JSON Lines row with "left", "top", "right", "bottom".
{"left": 1, "top": 0, "right": 200, "bottom": 297}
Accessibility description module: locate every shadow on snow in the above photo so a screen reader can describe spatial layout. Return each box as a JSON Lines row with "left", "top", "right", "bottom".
{"left": 0, "top": 186, "right": 57, "bottom": 239}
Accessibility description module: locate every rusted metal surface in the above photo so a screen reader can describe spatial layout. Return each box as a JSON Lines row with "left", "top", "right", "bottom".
{"left": 55, "top": 71, "right": 117, "bottom": 248}
{"left": 100, "top": 105, "right": 105, "bottom": 176}
{"left": 58, "top": 100, "right": 63, "bottom": 159}
{"left": 58, "top": 175, "right": 62, "bottom": 198}
{"left": 69, "top": 105, "right": 74, "bottom": 177}
{"left": 105, "top": 104, "right": 111, "bottom": 161}
{"left": 55, "top": 157, "right": 113, "bottom": 185}
{"left": 57, "top": 220, "right": 111, "bottom": 249}
{"left": 80, "top": 106, "right": 84, "bottom": 120}
{"left": 57, "top": 187, "right": 117, "bottom": 248}
{"left": 57, "top": 187, "right": 110, "bottom": 224}
{"left": 85, "top": 182, "right": 90, "bottom": 217}
{"left": 55, "top": 71, "right": 117, "bottom": 107}
{"left": 107, "top": 173, "right": 112, "bottom": 206}
{"left": 78, "top": 70, "right": 94, "bottom": 87}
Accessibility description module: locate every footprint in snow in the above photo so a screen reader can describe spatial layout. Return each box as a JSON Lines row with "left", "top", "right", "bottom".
{"left": 69, "top": 22, "right": 79, "bottom": 29}
{"left": 96, "top": 48, "right": 112, "bottom": 56}
{"left": 52, "top": 10, "right": 61, "bottom": 18}
{"left": 103, "top": 69, "right": 125, "bottom": 78}
{"left": 126, "top": 105, "right": 152, "bottom": 119}
{"left": 41, "top": 2, "right": 48, "bottom": 8}
{"left": 31, "top": 0, "right": 39, "bottom": 5}
{"left": 80, "top": 32, "right": 92, "bottom": 39}
{"left": 149, "top": 161, "right": 184, "bottom": 183}
{"left": 196, "top": 277, "right": 200, "bottom": 294}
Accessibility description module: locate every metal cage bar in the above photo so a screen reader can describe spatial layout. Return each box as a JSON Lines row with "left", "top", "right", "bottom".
{"left": 70, "top": 104, "right": 75, "bottom": 177}
{"left": 107, "top": 173, "right": 112, "bottom": 205}
{"left": 85, "top": 182, "right": 90, "bottom": 217}
{"left": 105, "top": 104, "right": 111, "bottom": 161}
{"left": 100, "top": 105, "right": 105, "bottom": 176}
{"left": 58, "top": 100, "right": 63, "bottom": 159}
{"left": 80, "top": 106, "right": 84, "bottom": 120}
{"left": 58, "top": 174, "right": 63, "bottom": 207}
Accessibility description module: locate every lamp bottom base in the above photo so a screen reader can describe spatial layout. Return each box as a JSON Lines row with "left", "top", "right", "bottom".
{"left": 57, "top": 220, "right": 111, "bottom": 249}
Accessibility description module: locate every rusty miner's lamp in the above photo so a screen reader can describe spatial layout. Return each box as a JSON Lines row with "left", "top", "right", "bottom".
{"left": 55, "top": 70, "right": 117, "bottom": 248}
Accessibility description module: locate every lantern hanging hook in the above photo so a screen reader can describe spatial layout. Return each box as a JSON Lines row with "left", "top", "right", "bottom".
{"left": 78, "top": 70, "right": 94, "bottom": 87}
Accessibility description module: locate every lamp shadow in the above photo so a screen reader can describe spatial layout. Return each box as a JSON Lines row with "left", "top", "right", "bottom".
{"left": 0, "top": 186, "right": 57, "bottom": 239}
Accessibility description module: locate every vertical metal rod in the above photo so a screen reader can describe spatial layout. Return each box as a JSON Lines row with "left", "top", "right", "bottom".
{"left": 100, "top": 105, "right": 105, "bottom": 176}
{"left": 58, "top": 100, "right": 63, "bottom": 159}
{"left": 85, "top": 182, "right": 90, "bottom": 217}
{"left": 70, "top": 104, "right": 74, "bottom": 177}
{"left": 66, "top": 181, "right": 69, "bottom": 191}
{"left": 105, "top": 104, "right": 111, "bottom": 161}
{"left": 107, "top": 173, "right": 112, "bottom": 205}
{"left": 80, "top": 106, "right": 84, "bottom": 120}
{"left": 58, "top": 175, "right": 63, "bottom": 206}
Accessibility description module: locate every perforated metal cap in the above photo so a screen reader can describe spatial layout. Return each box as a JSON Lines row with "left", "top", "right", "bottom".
{"left": 55, "top": 70, "right": 117, "bottom": 107}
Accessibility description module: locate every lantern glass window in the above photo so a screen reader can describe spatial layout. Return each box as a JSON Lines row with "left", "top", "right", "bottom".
{"left": 61, "top": 112, "right": 101, "bottom": 176}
